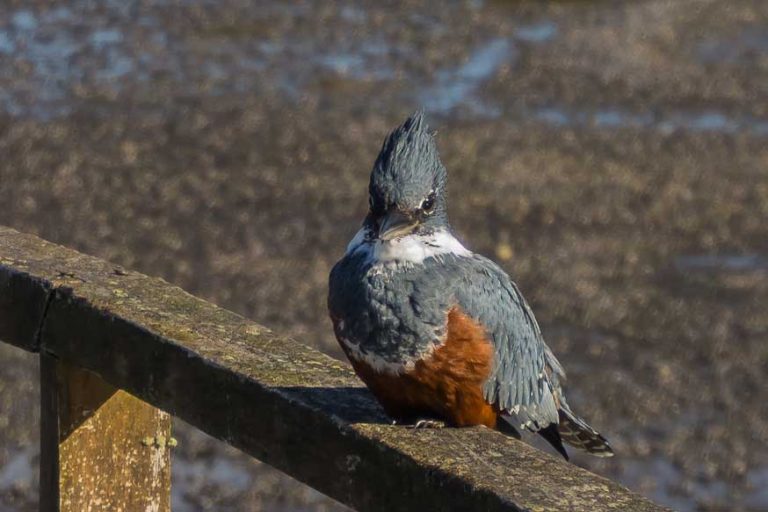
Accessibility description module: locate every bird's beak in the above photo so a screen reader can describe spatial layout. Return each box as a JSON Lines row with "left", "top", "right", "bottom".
{"left": 378, "top": 210, "right": 419, "bottom": 241}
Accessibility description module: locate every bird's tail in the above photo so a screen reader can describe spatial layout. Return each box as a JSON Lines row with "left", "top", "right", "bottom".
{"left": 558, "top": 407, "right": 614, "bottom": 457}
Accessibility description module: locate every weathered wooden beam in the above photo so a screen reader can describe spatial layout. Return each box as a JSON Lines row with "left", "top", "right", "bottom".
{"left": 0, "top": 233, "right": 51, "bottom": 351}
{"left": 39, "top": 354, "right": 171, "bottom": 512}
{"left": 0, "top": 226, "right": 669, "bottom": 512}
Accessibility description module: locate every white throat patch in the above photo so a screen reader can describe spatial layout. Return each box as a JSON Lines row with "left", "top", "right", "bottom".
{"left": 345, "top": 228, "right": 471, "bottom": 265}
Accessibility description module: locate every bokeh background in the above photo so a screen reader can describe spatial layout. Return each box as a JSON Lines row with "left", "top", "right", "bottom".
{"left": 1, "top": 0, "right": 767, "bottom": 510}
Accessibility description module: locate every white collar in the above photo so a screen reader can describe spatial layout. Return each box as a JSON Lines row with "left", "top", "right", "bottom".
{"left": 346, "top": 228, "right": 471, "bottom": 265}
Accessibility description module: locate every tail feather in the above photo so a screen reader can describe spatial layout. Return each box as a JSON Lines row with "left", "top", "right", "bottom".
{"left": 558, "top": 407, "right": 614, "bottom": 457}
{"left": 495, "top": 416, "right": 522, "bottom": 439}
{"left": 538, "top": 423, "right": 569, "bottom": 460}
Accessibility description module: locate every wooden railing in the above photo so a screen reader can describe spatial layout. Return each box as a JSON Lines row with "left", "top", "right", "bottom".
{"left": 0, "top": 226, "right": 668, "bottom": 512}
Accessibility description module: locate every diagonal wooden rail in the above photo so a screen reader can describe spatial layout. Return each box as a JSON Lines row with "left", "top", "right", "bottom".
{"left": 0, "top": 226, "right": 668, "bottom": 512}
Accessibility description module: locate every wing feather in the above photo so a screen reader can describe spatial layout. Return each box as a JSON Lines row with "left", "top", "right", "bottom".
{"left": 456, "top": 255, "right": 564, "bottom": 431}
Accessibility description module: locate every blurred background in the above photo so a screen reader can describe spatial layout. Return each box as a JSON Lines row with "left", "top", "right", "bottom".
{"left": 0, "top": 0, "right": 767, "bottom": 510}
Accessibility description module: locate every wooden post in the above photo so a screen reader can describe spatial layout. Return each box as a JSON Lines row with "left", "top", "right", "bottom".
{"left": 40, "top": 354, "right": 171, "bottom": 512}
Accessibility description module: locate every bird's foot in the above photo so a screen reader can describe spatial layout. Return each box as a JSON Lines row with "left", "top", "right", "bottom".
{"left": 391, "top": 418, "right": 446, "bottom": 429}
{"left": 411, "top": 419, "right": 446, "bottom": 429}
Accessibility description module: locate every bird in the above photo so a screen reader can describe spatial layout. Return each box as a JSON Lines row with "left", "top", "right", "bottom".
{"left": 328, "top": 111, "right": 613, "bottom": 460}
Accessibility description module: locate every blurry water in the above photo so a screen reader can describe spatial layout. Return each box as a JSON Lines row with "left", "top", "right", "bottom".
{"left": 532, "top": 106, "right": 768, "bottom": 136}
{"left": 515, "top": 22, "right": 558, "bottom": 43}
{"left": 675, "top": 254, "right": 768, "bottom": 272}
{"left": 698, "top": 29, "right": 768, "bottom": 64}
{"left": 4, "top": 3, "right": 767, "bottom": 138}
{"left": 421, "top": 37, "right": 517, "bottom": 116}
{"left": 0, "top": 447, "right": 36, "bottom": 512}
{"left": 0, "top": 449, "right": 35, "bottom": 491}
{"left": 173, "top": 454, "right": 251, "bottom": 511}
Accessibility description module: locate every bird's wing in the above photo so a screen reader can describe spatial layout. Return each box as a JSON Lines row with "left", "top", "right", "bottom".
{"left": 455, "top": 255, "right": 565, "bottom": 431}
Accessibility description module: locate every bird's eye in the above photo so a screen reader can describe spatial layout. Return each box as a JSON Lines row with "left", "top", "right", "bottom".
{"left": 421, "top": 192, "right": 436, "bottom": 213}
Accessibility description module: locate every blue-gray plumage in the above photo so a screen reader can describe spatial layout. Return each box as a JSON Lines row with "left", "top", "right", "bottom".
{"left": 328, "top": 111, "right": 613, "bottom": 460}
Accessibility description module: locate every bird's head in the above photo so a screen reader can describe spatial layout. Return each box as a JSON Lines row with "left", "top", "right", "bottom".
{"left": 366, "top": 111, "right": 449, "bottom": 241}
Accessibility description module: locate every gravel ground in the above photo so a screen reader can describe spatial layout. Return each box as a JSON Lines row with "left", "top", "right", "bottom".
{"left": 1, "top": 0, "right": 767, "bottom": 510}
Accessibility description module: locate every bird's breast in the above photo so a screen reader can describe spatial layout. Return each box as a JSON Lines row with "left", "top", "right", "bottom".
{"left": 330, "top": 255, "right": 455, "bottom": 372}
{"left": 342, "top": 306, "right": 498, "bottom": 427}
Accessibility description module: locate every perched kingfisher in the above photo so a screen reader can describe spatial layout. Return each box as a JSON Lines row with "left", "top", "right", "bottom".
{"left": 328, "top": 112, "right": 613, "bottom": 460}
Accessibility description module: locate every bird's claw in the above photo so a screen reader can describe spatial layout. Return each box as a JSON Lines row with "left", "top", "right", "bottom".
{"left": 411, "top": 419, "right": 446, "bottom": 429}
